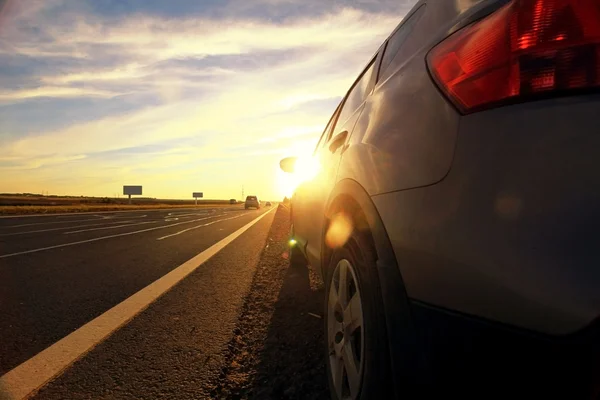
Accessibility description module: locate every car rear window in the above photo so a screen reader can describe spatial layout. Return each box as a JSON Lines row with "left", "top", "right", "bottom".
{"left": 246, "top": 196, "right": 257, "bottom": 201}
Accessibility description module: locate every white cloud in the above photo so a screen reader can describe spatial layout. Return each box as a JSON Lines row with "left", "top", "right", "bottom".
{"left": 0, "top": 86, "right": 120, "bottom": 102}
{"left": 0, "top": 0, "right": 411, "bottom": 198}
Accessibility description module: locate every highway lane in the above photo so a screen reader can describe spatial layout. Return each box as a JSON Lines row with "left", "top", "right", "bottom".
{"left": 0, "top": 205, "right": 275, "bottom": 379}
{"left": 30, "top": 207, "right": 281, "bottom": 399}
{"left": 0, "top": 208, "right": 239, "bottom": 255}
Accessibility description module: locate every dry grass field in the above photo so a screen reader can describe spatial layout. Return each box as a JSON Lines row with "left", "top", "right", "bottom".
{"left": 0, "top": 194, "right": 240, "bottom": 215}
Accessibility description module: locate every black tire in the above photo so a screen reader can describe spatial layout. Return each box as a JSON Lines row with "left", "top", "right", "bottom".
{"left": 324, "top": 231, "right": 392, "bottom": 400}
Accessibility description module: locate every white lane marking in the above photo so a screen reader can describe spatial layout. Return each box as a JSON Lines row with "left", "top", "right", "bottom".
{"left": 3, "top": 217, "right": 116, "bottom": 229}
{"left": 63, "top": 221, "right": 158, "bottom": 234}
{"left": 97, "top": 214, "right": 148, "bottom": 220}
{"left": 0, "top": 207, "right": 229, "bottom": 219}
{"left": 167, "top": 212, "right": 208, "bottom": 217}
{"left": 0, "top": 208, "right": 275, "bottom": 400}
{"left": 0, "top": 220, "right": 139, "bottom": 237}
{"left": 156, "top": 214, "right": 246, "bottom": 240}
{"left": 2, "top": 214, "right": 148, "bottom": 229}
{"left": 0, "top": 213, "right": 230, "bottom": 259}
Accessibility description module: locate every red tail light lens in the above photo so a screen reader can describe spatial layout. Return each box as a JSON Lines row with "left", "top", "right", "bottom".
{"left": 428, "top": 0, "right": 600, "bottom": 114}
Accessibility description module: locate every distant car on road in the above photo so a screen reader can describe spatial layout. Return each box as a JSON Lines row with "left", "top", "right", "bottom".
{"left": 265, "top": 201, "right": 272, "bottom": 207}
{"left": 229, "top": 199, "right": 237, "bottom": 204}
{"left": 280, "top": 0, "right": 600, "bottom": 398}
{"left": 244, "top": 196, "right": 260, "bottom": 209}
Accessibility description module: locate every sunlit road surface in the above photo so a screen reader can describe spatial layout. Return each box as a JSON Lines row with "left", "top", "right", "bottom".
{"left": 0, "top": 206, "right": 276, "bottom": 399}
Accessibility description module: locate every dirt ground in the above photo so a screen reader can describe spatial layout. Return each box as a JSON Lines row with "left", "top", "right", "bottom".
{"left": 208, "top": 205, "right": 329, "bottom": 400}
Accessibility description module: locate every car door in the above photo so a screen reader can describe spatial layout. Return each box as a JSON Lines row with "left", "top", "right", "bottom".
{"left": 300, "top": 57, "right": 379, "bottom": 272}
{"left": 292, "top": 106, "right": 340, "bottom": 250}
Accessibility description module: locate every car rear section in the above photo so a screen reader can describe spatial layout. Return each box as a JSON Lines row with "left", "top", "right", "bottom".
{"left": 245, "top": 196, "right": 260, "bottom": 209}
{"left": 339, "top": 0, "right": 600, "bottom": 396}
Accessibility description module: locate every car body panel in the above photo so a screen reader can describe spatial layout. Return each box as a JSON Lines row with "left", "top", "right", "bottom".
{"left": 302, "top": 106, "right": 368, "bottom": 269}
{"left": 339, "top": 0, "right": 511, "bottom": 196}
{"left": 294, "top": 53, "right": 383, "bottom": 272}
{"left": 292, "top": 118, "right": 340, "bottom": 266}
{"left": 373, "top": 96, "right": 600, "bottom": 335}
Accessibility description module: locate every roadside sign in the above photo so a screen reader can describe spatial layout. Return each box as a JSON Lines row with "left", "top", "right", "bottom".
{"left": 123, "top": 186, "right": 142, "bottom": 195}
{"left": 193, "top": 192, "right": 203, "bottom": 205}
{"left": 123, "top": 185, "right": 142, "bottom": 204}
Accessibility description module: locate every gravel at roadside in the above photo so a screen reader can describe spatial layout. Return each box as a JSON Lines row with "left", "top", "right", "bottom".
{"left": 209, "top": 205, "right": 328, "bottom": 399}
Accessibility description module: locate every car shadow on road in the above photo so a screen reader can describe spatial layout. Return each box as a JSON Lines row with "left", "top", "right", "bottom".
{"left": 208, "top": 206, "right": 328, "bottom": 399}
{"left": 250, "top": 260, "right": 328, "bottom": 400}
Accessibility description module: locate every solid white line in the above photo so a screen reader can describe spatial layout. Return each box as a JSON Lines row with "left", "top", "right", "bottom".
{"left": 63, "top": 220, "right": 158, "bottom": 234}
{"left": 0, "top": 208, "right": 274, "bottom": 400}
{"left": 0, "top": 213, "right": 230, "bottom": 259}
{"left": 156, "top": 213, "right": 246, "bottom": 240}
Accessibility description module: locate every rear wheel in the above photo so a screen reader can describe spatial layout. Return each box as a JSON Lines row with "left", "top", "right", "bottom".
{"left": 324, "top": 233, "right": 392, "bottom": 400}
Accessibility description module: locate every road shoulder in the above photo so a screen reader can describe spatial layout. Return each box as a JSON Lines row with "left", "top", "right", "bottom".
{"left": 209, "top": 206, "right": 328, "bottom": 399}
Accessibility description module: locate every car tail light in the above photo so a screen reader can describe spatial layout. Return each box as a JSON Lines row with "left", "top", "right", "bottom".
{"left": 427, "top": 0, "right": 600, "bottom": 114}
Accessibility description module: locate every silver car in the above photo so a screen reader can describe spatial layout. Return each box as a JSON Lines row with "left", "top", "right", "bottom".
{"left": 281, "top": 0, "right": 600, "bottom": 398}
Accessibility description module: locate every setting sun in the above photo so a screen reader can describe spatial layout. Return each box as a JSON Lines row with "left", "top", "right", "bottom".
{"left": 276, "top": 138, "right": 323, "bottom": 198}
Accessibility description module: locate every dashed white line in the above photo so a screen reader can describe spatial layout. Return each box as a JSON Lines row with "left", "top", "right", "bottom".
{"left": 2, "top": 214, "right": 148, "bottom": 229}
{"left": 0, "top": 207, "right": 217, "bottom": 219}
{"left": 63, "top": 221, "right": 158, "bottom": 234}
{"left": 156, "top": 213, "right": 246, "bottom": 240}
{"left": 98, "top": 214, "right": 148, "bottom": 220}
{"left": 167, "top": 212, "right": 209, "bottom": 217}
{"left": 0, "top": 208, "right": 275, "bottom": 400}
{"left": 3, "top": 217, "right": 123, "bottom": 229}
{"left": 0, "top": 213, "right": 230, "bottom": 259}
{"left": 0, "top": 220, "right": 138, "bottom": 237}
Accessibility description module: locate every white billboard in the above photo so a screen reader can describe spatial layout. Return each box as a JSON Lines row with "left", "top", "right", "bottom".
{"left": 123, "top": 185, "right": 143, "bottom": 195}
{"left": 193, "top": 192, "right": 203, "bottom": 198}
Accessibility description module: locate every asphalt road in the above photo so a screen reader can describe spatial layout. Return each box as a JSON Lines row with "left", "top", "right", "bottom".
{"left": 0, "top": 205, "right": 277, "bottom": 398}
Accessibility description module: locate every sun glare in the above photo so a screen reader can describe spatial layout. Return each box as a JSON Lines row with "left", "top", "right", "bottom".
{"left": 276, "top": 139, "right": 321, "bottom": 198}
{"left": 295, "top": 155, "right": 321, "bottom": 183}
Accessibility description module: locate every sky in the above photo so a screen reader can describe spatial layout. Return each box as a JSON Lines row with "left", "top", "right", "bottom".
{"left": 0, "top": 0, "right": 417, "bottom": 200}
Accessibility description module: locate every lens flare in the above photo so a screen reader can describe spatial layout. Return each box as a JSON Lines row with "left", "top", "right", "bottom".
{"left": 325, "top": 213, "right": 353, "bottom": 249}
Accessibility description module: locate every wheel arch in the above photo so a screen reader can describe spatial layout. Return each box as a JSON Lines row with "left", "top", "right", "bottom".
{"left": 323, "top": 178, "right": 423, "bottom": 394}
{"left": 323, "top": 179, "right": 397, "bottom": 279}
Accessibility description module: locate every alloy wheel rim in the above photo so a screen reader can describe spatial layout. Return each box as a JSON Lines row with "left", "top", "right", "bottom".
{"left": 327, "top": 259, "right": 364, "bottom": 400}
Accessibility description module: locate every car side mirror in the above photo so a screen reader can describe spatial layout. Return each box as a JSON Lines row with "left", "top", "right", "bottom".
{"left": 279, "top": 157, "right": 297, "bottom": 173}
